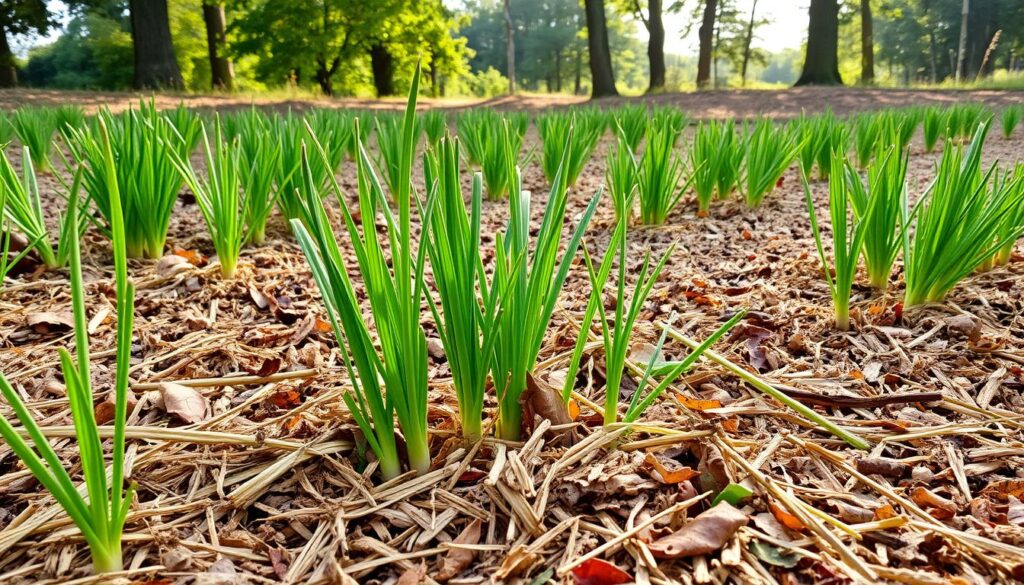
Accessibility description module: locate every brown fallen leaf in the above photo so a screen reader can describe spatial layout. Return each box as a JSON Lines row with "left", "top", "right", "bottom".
{"left": 436, "top": 519, "right": 482, "bottom": 581}
{"left": 644, "top": 452, "right": 699, "bottom": 484}
{"left": 649, "top": 502, "right": 749, "bottom": 558}
{"left": 494, "top": 544, "right": 541, "bottom": 580}
{"left": 156, "top": 254, "right": 192, "bottom": 277}
{"left": 856, "top": 457, "right": 908, "bottom": 478}
{"left": 95, "top": 390, "right": 139, "bottom": 425}
{"left": 159, "top": 382, "right": 209, "bottom": 424}
{"left": 911, "top": 487, "right": 957, "bottom": 520}
{"left": 522, "top": 372, "right": 576, "bottom": 446}
{"left": 571, "top": 558, "right": 633, "bottom": 585}
{"left": 397, "top": 561, "right": 426, "bottom": 585}
{"left": 26, "top": 311, "right": 74, "bottom": 334}
{"left": 769, "top": 501, "right": 806, "bottom": 532}
{"left": 874, "top": 503, "right": 898, "bottom": 520}
{"left": 674, "top": 393, "right": 722, "bottom": 412}
{"left": 981, "top": 479, "right": 1024, "bottom": 501}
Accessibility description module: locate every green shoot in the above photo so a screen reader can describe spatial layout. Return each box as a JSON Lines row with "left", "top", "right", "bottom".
{"left": 169, "top": 118, "right": 246, "bottom": 279}
{"left": 605, "top": 130, "right": 638, "bottom": 222}
{"left": 922, "top": 107, "right": 943, "bottom": 153}
{"left": 235, "top": 109, "right": 282, "bottom": 245}
{"left": 691, "top": 122, "right": 718, "bottom": 214}
{"left": 376, "top": 112, "right": 422, "bottom": 197}
{"left": 802, "top": 152, "right": 868, "bottom": 331}
{"left": 537, "top": 110, "right": 604, "bottom": 187}
{"left": 614, "top": 104, "right": 648, "bottom": 153}
{"left": 638, "top": 123, "right": 690, "bottom": 224}
{"left": 652, "top": 107, "right": 687, "bottom": 144}
{"left": 479, "top": 119, "right": 525, "bottom": 200}
{"left": 1002, "top": 105, "right": 1022, "bottom": 139}
{"left": 292, "top": 65, "right": 431, "bottom": 479}
{"left": 902, "top": 122, "right": 1022, "bottom": 306}
{"left": 10, "top": 106, "right": 58, "bottom": 173}
{"left": 852, "top": 112, "right": 881, "bottom": 169}
{"left": 423, "top": 110, "right": 448, "bottom": 147}
{"left": 0, "top": 116, "right": 136, "bottom": 574}
{"left": 714, "top": 120, "right": 744, "bottom": 200}
{"left": 846, "top": 139, "right": 908, "bottom": 290}
{"left": 742, "top": 119, "right": 798, "bottom": 208}
{"left": 423, "top": 134, "right": 501, "bottom": 443}
{"left": 993, "top": 163, "right": 1024, "bottom": 266}
{"left": 491, "top": 128, "right": 601, "bottom": 441}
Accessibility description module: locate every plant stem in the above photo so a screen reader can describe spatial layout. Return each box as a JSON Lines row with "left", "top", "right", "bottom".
{"left": 834, "top": 297, "right": 850, "bottom": 331}
{"left": 91, "top": 544, "right": 123, "bottom": 575}
{"left": 406, "top": 436, "right": 432, "bottom": 476}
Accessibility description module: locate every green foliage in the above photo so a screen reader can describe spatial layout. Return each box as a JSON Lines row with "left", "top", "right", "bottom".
{"left": 422, "top": 134, "right": 501, "bottom": 443}
{"left": 852, "top": 112, "right": 883, "bottom": 169}
{"left": 234, "top": 109, "right": 282, "bottom": 245}
{"left": 65, "top": 103, "right": 189, "bottom": 259}
{"left": 170, "top": 119, "right": 247, "bottom": 279}
{"left": 691, "top": 121, "right": 742, "bottom": 214}
{"left": 491, "top": 131, "right": 600, "bottom": 441}
{"left": 613, "top": 105, "right": 648, "bottom": 153}
{"left": 273, "top": 113, "right": 345, "bottom": 223}
{"left": 376, "top": 112, "right": 423, "bottom": 197}
{"left": 0, "top": 117, "right": 135, "bottom": 575}
{"left": 742, "top": 119, "right": 798, "bottom": 208}
{"left": 992, "top": 164, "right": 1024, "bottom": 266}
{"left": 537, "top": 110, "right": 605, "bottom": 187}
{"left": 605, "top": 131, "right": 638, "bottom": 222}
{"left": 479, "top": 120, "right": 526, "bottom": 200}
{"left": 796, "top": 112, "right": 847, "bottom": 181}
{"left": 1002, "top": 105, "right": 1022, "bottom": 139}
{"left": 922, "top": 107, "right": 943, "bottom": 153}
{"left": 422, "top": 110, "right": 448, "bottom": 147}
{"left": 847, "top": 141, "right": 908, "bottom": 290}
{"left": 0, "top": 146, "right": 88, "bottom": 268}
{"left": 802, "top": 152, "right": 868, "bottom": 331}
{"left": 651, "top": 107, "right": 687, "bottom": 143}
{"left": 638, "top": 124, "right": 690, "bottom": 224}
{"left": 291, "top": 66, "right": 431, "bottom": 479}
{"left": 903, "top": 122, "right": 1024, "bottom": 306}
{"left": 10, "top": 107, "right": 58, "bottom": 172}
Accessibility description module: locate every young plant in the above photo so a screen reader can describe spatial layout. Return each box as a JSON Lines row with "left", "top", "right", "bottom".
{"left": 491, "top": 128, "right": 601, "bottom": 441}
{"left": 456, "top": 110, "right": 490, "bottom": 167}
{"left": 742, "top": 119, "right": 798, "bottom": 208}
{"left": 479, "top": 118, "right": 526, "bottom": 200}
{"left": 273, "top": 113, "right": 344, "bottom": 224}
{"left": 0, "top": 117, "right": 135, "bottom": 574}
{"left": 690, "top": 122, "right": 718, "bottom": 214}
{"left": 637, "top": 124, "right": 690, "bottom": 224}
{"left": 292, "top": 66, "right": 431, "bottom": 479}
{"left": 902, "top": 122, "right": 1023, "bottom": 306}
{"left": 235, "top": 109, "right": 282, "bottom": 244}
{"left": 422, "top": 134, "right": 500, "bottom": 443}
{"left": 10, "top": 106, "right": 58, "bottom": 172}
{"left": 922, "top": 107, "right": 943, "bottom": 153}
{"left": 376, "top": 112, "right": 423, "bottom": 197}
{"left": 652, "top": 107, "right": 687, "bottom": 144}
{"left": 537, "top": 110, "right": 604, "bottom": 187}
{"left": 802, "top": 152, "right": 868, "bottom": 331}
{"left": 846, "top": 140, "right": 908, "bottom": 290}
{"left": 169, "top": 119, "right": 246, "bottom": 279}
{"left": 852, "top": 112, "right": 882, "bottom": 169}
{"left": 1002, "top": 105, "right": 1022, "bottom": 139}
{"left": 423, "top": 110, "right": 448, "bottom": 147}
{"left": 992, "top": 164, "right": 1024, "bottom": 266}
{"left": 614, "top": 104, "right": 648, "bottom": 153}
{"left": 605, "top": 131, "right": 638, "bottom": 221}
{"left": 715, "top": 120, "right": 744, "bottom": 200}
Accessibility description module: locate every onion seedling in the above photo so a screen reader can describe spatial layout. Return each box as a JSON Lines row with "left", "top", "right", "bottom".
{"left": 901, "top": 122, "right": 1022, "bottom": 306}
{"left": 537, "top": 110, "right": 604, "bottom": 187}
{"left": 10, "top": 106, "right": 58, "bottom": 172}
{"left": 292, "top": 66, "right": 432, "bottom": 479}
{"left": 423, "top": 134, "right": 501, "bottom": 443}
{"left": 715, "top": 120, "right": 744, "bottom": 200}
{"left": 652, "top": 107, "right": 687, "bottom": 144}
{"left": 274, "top": 113, "right": 344, "bottom": 224}
{"left": 0, "top": 111, "right": 13, "bottom": 145}
{"left": 922, "top": 107, "right": 943, "bottom": 153}
{"left": 742, "top": 119, "right": 798, "bottom": 208}
{"left": 638, "top": 124, "right": 691, "bottom": 224}
{"left": 491, "top": 129, "right": 601, "bottom": 441}
{"left": 1002, "top": 105, "right": 1022, "bottom": 139}
{"left": 169, "top": 118, "right": 246, "bottom": 279}
{"left": 992, "top": 164, "right": 1024, "bottom": 266}
{"left": 479, "top": 118, "right": 526, "bottom": 200}
{"left": 803, "top": 152, "right": 868, "bottom": 331}
{"left": 852, "top": 112, "right": 882, "bottom": 169}
{"left": 605, "top": 130, "right": 638, "bottom": 222}
{"left": 376, "top": 112, "right": 422, "bottom": 197}
{"left": 235, "top": 109, "right": 283, "bottom": 245}
{"left": 0, "top": 146, "right": 88, "bottom": 269}
{"left": 614, "top": 104, "right": 648, "bottom": 153}
{"left": 455, "top": 110, "right": 490, "bottom": 167}
{"left": 690, "top": 122, "right": 718, "bottom": 214}
{"left": 846, "top": 140, "right": 908, "bottom": 290}
{"left": 423, "top": 110, "right": 447, "bottom": 147}
{"left": 0, "top": 117, "right": 135, "bottom": 574}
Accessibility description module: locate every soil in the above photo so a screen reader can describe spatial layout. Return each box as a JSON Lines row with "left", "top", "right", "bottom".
{"left": 1, "top": 90, "right": 1024, "bottom": 584}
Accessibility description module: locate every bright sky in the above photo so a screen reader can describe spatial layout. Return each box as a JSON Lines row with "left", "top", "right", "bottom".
{"left": 661, "top": 0, "right": 809, "bottom": 54}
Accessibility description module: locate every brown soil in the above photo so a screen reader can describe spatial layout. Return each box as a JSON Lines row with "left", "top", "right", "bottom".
{"left": 1, "top": 105, "right": 1024, "bottom": 584}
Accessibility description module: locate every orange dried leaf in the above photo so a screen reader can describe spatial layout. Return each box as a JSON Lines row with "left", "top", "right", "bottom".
{"left": 644, "top": 452, "right": 699, "bottom": 484}
{"left": 769, "top": 501, "right": 806, "bottom": 532}
{"left": 674, "top": 394, "right": 722, "bottom": 412}
{"left": 571, "top": 558, "right": 633, "bottom": 585}
{"left": 874, "top": 503, "right": 898, "bottom": 520}
{"left": 568, "top": 399, "right": 581, "bottom": 421}
{"left": 981, "top": 479, "right": 1024, "bottom": 501}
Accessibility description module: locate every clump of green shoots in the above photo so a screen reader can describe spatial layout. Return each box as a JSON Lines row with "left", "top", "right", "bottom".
{"left": 235, "top": 108, "right": 282, "bottom": 245}
{"left": 0, "top": 117, "right": 135, "bottom": 574}
{"left": 797, "top": 112, "right": 847, "bottom": 181}
{"left": 991, "top": 163, "right": 1024, "bottom": 266}
{"left": 742, "top": 119, "right": 798, "bottom": 208}
{"left": 479, "top": 118, "right": 527, "bottom": 200}
{"left": 422, "top": 133, "right": 500, "bottom": 443}
{"left": 423, "top": 110, "right": 448, "bottom": 147}
{"left": 169, "top": 118, "right": 247, "bottom": 279}
{"left": 537, "top": 109, "right": 604, "bottom": 187}
{"left": 1002, "top": 105, "right": 1022, "bottom": 139}
{"left": 638, "top": 123, "right": 690, "bottom": 224}
{"left": 803, "top": 151, "right": 868, "bottom": 331}
{"left": 902, "top": 121, "right": 1022, "bottom": 306}
{"left": 922, "top": 107, "right": 943, "bottom": 153}
{"left": 491, "top": 129, "right": 600, "bottom": 440}
{"left": 852, "top": 112, "right": 882, "bottom": 169}
{"left": 376, "top": 111, "right": 422, "bottom": 196}
{"left": 652, "top": 107, "right": 687, "bottom": 144}
{"left": 847, "top": 138, "right": 908, "bottom": 290}
{"left": 605, "top": 130, "right": 638, "bottom": 221}
{"left": 292, "top": 66, "right": 432, "bottom": 479}
{"left": 10, "top": 106, "right": 58, "bottom": 172}
{"left": 614, "top": 104, "right": 648, "bottom": 153}
{"left": 273, "top": 113, "right": 344, "bottom": 224}
{"left": 0, "top": 146, "right": 89, "bottom": 269}
{"left": 690, "top": 121, "right": 741, "bottom": 214}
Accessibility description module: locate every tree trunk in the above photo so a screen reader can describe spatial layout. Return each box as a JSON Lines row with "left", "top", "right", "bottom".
{"left": 696, "top": 0, "right": 717, "bottom": 89}
{"left": 955, "top": 0, "right": 968, "bottom": 82}
{"left": 713, "top": 0, "right": 723, "bottom": 87}
{"left": 574, "top": 48, "right": 583, "bottom": 95}
{"left": 860, "top": 0, "right": 874, "bottom": 84}
{"left": 647, "top": 0, "right": 665, "bottom": 92}
{"left": 0, "top": 26, "right": 16, "bottom": 88}
{"left": 554, "top": 49, "right": 562, "bottom": 92}
{"left": 583, "top": 0, "right": 618, "bottom": 97}
{"left": 202, "top": 2, "right": 233, "bottom": 90}
{"left": 504, "top": 0, "right": 516, "bottom": 94}
{"left": 794, "top": 0, "right": 843, "bottom": 86}
{"left": 129, "top": 0, "right": 184, "bottom": 89}
{"left": 370, "top": 44, "right": 395, "bottom": 97}
{"left": 740, "top": 0, "right": 758, "bottom": 86}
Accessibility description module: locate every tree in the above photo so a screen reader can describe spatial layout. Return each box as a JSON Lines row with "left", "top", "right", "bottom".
{"left": 129, "top": 0, "right": 184, "bottom": 89}
{"left": 0, "top": 0, "right": 52, "bottom": 87}
{"left": 860, "top": 0, "right": 874, "bottom": 83}
{"left": 955, "top": 0, "right": 968, "bottom": 82}
{"left": 504, "top": 0, "right": 515, "bottom": 93}
{"left": 619, "top": 0, "right": 667, "bottom": 92}
{"left": 740, "top": 0, "right": 758, "bottom": 85}
{"left": 795, "top": 0, "right": 843, "bottom": 85}
{"left": 584, "top": 0, "right": 618, "bottom": 97}
{"left": 202, "top": 1, "right": 232, "bottom": 90}
{"left": 696, "top": 0, "right": 717, "bottom": 88}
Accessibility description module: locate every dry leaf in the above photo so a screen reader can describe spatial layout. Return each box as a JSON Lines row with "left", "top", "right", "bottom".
{"left": 156, "top": 254, "right": 192, "bottom": 277}
{"left": 436, "top": 519, "right": 482, "bottom": 581}
{"left": 522, "top": 372, "right": 576, "bottom": 446}
{"left": 159, "top": 382, "right": 209, "bottom": 424}
{"left": 571, "top": 558, "right": 633, "bottom": 585}
{"left": 674, "top": 393, "right": 722, "bottom": 412}
{"left": 26, "top": 311, "right": 74, "bottom": 334}
{"left": 494, "top": 544, "right": 541, "bottom": 580}
{"left": 981, "top": 479, "right": 1024, "bottom": 501}
{"left": 644, "top": 452, "right": 699, "bottom": 484}
{"left": 874, "top": 503, "right": 898, "bottom": 520}
{"left": 768, "top": 501, "right": 806, "bottom": 532}
{"left": 649, "top": 502, "right": 749, "bottom": 558}
{"left": 911, "top": 487, "right": 957, "bottom": 520}
{"left": 397, "top": 562, "right": 426, "bottom": 585}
